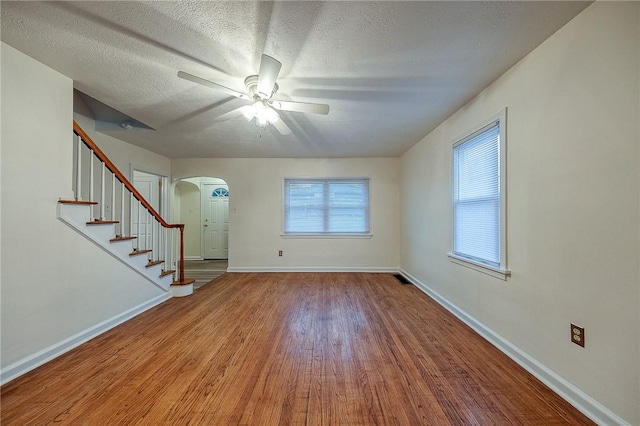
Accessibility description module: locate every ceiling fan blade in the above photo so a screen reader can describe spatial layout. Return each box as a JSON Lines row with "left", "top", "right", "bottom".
{"left": 271, "top": 100, "right": 330, "bottom": 115}
{"left": 257, "top": 54, "right": 282, "bottom": 98}
{"left": 178, "top": 71, "right": 251, "bottom": 101}
{"left": 271, "top": 116, "right": 292, "bottom": 135}
{"left": 214, "top": 105, "right": 254, "bottom": 122}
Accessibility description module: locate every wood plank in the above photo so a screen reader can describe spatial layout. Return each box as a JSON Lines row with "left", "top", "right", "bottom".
{"left": 0, "top": 273, "right": 595, "bottom": 425}
{"left": 130, "top": 249, "right": 152, "bottom": 257}
{"left": 57, "top": 200, "right": 98, "bottom": 205}
{"left": 86, "top": 220, "right": 118, "bottom": 225}
{"left": 110, "top": 236, "right": 136, "bottom": 242}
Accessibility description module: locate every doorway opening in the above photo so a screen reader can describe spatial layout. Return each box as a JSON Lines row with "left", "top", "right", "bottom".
{"left": 174, "top": 177, "right": 229, "bottom": 260}
{"left": 174, "top": 177, "right": 229, "bottom": 289}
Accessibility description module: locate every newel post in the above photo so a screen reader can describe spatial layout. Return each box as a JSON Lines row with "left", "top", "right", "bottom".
{"left": 179, "top": 224, "right": 185, "bottom": 283}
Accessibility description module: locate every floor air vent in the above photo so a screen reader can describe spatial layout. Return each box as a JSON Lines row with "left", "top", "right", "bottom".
{"left": 393, "top": 274, "right": 411, "bottom": 285}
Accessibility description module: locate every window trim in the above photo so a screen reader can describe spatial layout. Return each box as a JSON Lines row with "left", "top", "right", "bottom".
{"left": 282, "top": 177, "right": 372, "bottom": 238}
{"left": 448, "top": 108, "right": 510, "bottom": 280}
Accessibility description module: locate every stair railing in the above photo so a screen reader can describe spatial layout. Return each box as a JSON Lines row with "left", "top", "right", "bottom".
{"left": 71, "top": 121, "right": 189, "bottom": 285}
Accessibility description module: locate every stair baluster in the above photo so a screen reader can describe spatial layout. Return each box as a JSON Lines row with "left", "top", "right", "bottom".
{"left": 120, "top": 182, "right": 126, "bottom": 237}
{"left": 75, "top": 134, "right": 82, "bottom": 201}
{"left": 100, "top": 161, "right": 106, "bottom": 220}
{"left": 89, "top": 150, "right": 94, "bottom": 217}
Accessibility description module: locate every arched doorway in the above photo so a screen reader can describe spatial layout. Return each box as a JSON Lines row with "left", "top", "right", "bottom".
{"left": 174, "top": 177, "right": 230, "bottom": 260}
{"left": 174, "top": 177, "right": 229, "bottom": 289}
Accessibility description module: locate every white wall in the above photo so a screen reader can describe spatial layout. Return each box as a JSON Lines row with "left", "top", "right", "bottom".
{"left": 400, "top": 3, "right": 639, "bottom": 424}
{"left": 172, "top": 158, "right": 400, "bottom": 271}
{"left": 0, "top": 43, "right": 167, "bottom": 378}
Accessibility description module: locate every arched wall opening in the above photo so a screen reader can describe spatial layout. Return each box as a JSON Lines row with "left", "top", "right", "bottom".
{"left": 173, "top": 177, "right": 230, "bottom": 261}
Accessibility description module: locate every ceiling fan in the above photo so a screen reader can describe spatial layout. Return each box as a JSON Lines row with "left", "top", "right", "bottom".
{"left": 178, "top": 54, "right": 330, "bottom": 135}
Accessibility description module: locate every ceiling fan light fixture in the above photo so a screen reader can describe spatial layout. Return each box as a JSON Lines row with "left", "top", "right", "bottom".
{"left": 244, "top": 101, "right": 280, "bottom": 127}
{"left": 256, "top": 115, "right": 269, "bottom": 128}
{"left": 242, "top": 105, "right": 256, "bottom": 121}
{"left": 263, "top": 106, "right": 280, "bottom": 124}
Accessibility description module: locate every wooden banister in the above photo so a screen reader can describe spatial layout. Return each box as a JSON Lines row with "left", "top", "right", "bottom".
{"left": 73, "top": 120, "right": 188, "bottom": 283}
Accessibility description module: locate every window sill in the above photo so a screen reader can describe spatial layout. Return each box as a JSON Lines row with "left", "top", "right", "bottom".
{"left": 281, "top": 233, "right": 373, "bottom": 239}
{"left": 447, "top": 253, "right": 511, "bottom": 280}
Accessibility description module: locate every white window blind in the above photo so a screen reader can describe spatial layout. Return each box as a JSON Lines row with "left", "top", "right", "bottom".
{"left": 284, "top": 178, "right": 369, "bottom": 234}
{"left": 453, "top": 121, "right": 501, "bottom": 267}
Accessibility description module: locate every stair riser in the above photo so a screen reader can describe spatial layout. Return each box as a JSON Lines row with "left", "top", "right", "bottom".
{"left": 109, "top": 239, "right": 137, "bottom": 258}
{"left": 59, "top": 202, "right": 92, "bottom": 226}
{"left": 129, "top": 254, "right": 152, "bottom": 269}
{"left": 87, "top": 225, "right": 119, "bottom": 243}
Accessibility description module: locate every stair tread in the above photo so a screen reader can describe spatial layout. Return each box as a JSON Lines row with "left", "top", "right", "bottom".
{"left": 87, "top": 220, "right": 119, "bottom": 225}
{"left": 172, "top": 278, "right": 196, "bottom": 286}
{"left": 130, "top": 249, "right": 152, "bottom": 257}
{"left": 58, "top": 200, "right": 98, "bottom": 205}
{"left": 110, "top": 236, "right": 137, "bottom": 242}
{"left": 160, "top": 269, "right": 176, "bottom": 278}
{"left": 146, "top": 260, "right": 164, "bottom": 268}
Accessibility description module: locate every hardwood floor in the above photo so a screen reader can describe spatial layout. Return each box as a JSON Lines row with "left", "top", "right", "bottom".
{"left": 1, "top": 273, "right": 594, "bottom": 425}
{"left": 182, "top": 259, "right": 228, "bottom": 290}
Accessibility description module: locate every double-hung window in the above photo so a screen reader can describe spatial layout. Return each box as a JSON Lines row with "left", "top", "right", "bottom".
{"left": 283, "top": 178, "right": 370, "bottom": 236}
{"left": 449, "top": 110, "right": 509, "bottom": 279}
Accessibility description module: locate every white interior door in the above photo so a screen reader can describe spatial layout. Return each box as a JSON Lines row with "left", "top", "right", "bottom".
{"left": 132, "top": 171, "right": 161, "bottom": 250}
{"left": 203, "top": 183, "right": 229, "bottom": 259}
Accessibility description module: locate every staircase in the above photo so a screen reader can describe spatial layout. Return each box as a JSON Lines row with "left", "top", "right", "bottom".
{"left": 59, "top": 121, "right": 194, "bottom": 297}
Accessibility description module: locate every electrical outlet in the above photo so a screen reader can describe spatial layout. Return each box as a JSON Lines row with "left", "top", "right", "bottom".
{"left": 571, "top": 324, "right": 585, "bottom": 347}
{"left": 278, "top": 250, "right": 283, "bottom": 257}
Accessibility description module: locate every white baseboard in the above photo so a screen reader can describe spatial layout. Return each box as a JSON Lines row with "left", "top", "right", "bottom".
{"left": 0, "top": 292, "right": 172, "bottom": 385}
{"left": 226, "top": 266, "right": 399, "bottom": 273}
{"left": 399, "top": 269, "right": 629, "bottom": 426}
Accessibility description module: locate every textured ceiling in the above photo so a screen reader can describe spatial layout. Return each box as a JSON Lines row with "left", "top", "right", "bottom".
{"left": 1, "top": 1, "right": 591, "bottom": 159}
